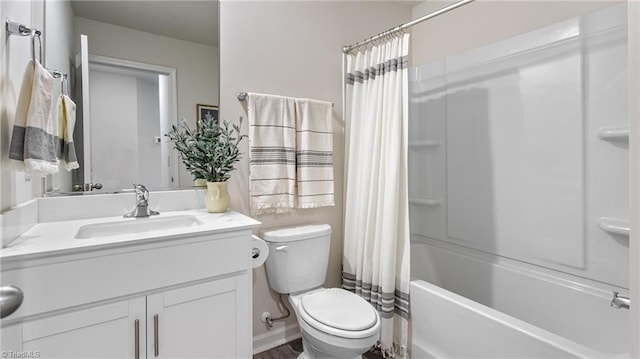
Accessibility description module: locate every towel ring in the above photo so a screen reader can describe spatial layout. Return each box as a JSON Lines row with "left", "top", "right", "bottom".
{"left": 30, "top": 33, "right": 42, "bottom": 63}
{"left": 60, "top": 75, "right": 69, "bottom": 96}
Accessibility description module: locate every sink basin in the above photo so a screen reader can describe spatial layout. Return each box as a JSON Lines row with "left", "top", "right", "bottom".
{"left": 75, "top": 215, "right": 203, "bottom": 239}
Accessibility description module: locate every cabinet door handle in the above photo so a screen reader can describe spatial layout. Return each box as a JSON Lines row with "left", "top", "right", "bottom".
{"left": 134, "top": 319, "right": 140, "bottom": 359}
{"left": 0, "top": 285, "right": 24, "bottom": 319}
{"left": 154, "top": 314, "right": 159, "bottom": 357}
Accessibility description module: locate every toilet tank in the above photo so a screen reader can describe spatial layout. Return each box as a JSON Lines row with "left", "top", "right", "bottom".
{"left": 261, "top": 224, "right": 331, "bottom": 294}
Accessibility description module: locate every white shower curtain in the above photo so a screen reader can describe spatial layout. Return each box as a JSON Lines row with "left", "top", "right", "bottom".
{"left": 342, "top": 33, "right": 411, "bottom": 358}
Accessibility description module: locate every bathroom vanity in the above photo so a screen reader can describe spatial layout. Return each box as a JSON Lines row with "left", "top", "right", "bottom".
{"left": 0, "top": 204, "right": 260, "bottom": 359}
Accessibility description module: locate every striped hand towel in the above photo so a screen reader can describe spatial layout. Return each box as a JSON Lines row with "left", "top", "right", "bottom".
{"left": 9, "top": 60, "right": 59, "bottom": 176}
{"left": 56, "top": 94, "right": 79, "bottom": 170}
{"left": 248, "top": 93, "right": 297, "bottom": 215}
{"left": 295, "top": 98, "right": 334, "bottom": 209}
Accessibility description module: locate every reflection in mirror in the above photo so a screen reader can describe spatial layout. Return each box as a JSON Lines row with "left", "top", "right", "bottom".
{"left": 44, "top": 0, "right": 220, "bottom": 195}
{"left": 86, "top": 56, "right": 176, "bottom": 192}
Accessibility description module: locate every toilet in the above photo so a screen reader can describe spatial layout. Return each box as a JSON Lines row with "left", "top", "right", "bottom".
{"left": 261, "top": 224, "right": 380, "bottom": 359}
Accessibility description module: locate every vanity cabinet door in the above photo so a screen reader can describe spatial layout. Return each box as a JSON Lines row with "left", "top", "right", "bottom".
{"left": 146, "top": 276, "right": 247, "bottom": 359}
{"left": 0, "top": 323, "right": 23, "bottom": 356}
{"left": 11, "top": 298, "right": 146, "bottom": 359}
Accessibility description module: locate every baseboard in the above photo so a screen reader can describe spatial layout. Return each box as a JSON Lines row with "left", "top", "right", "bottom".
{"left": 252, "top": 323, "right": 302, "bottom": 355}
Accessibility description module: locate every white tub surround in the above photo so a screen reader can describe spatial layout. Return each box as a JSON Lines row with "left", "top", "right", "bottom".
{"left": 410, "top": 280, "right": 627, "bottom": 358}
{"left": 411, "top": 239, "right": 628, "bottom": 357}
{"left": 408, "top": 4, "right": 629, "bottom": 359}
{"left": 408, "top": 3, "right": 629, "bottom": 288}
{"left": 0, "top": 191, "right": 260, "bottom": 358}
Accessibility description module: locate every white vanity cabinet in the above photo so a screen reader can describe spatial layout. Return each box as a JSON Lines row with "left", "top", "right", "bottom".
{"left": 147, "top": 276, "right": 246, "bottom": 359}
{"left": 0, "top": 212, "right": 259, "bottom": 359}
{"left": 3, "top": 298, "right": 144, "bottom": 358}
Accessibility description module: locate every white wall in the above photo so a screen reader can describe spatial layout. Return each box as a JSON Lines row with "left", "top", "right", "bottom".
{"left": 219, "top": 0, "right": 412, "bottom": 348}
{"left": 74, "top": 17, "right": 219, "bottom": 186}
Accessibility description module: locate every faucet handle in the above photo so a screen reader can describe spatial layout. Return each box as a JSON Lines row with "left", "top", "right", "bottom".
{"left": 133, "top": 183, "right": 148, "bottom": 195}
{"left": 133, "top": 183, "right": 147, "bottom": 191}
{"left": 132, "top": 183, "right": 150, "bottom": 204}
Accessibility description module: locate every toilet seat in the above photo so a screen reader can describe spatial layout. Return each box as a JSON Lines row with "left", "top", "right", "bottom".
{"left": 297, "top": 288, "right": 380, "bottom": 339}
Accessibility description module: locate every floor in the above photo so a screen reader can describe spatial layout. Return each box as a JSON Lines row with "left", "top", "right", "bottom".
{"left": 253, "top": 338, "right": 384, "bottom": 359}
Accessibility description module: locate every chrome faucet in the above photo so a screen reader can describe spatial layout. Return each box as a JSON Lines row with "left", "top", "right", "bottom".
{"left": 124, "top": 184, "right": 160, "bottom": 218}
{"left": 611, "top": 291, "right": 630, "bottom": 310}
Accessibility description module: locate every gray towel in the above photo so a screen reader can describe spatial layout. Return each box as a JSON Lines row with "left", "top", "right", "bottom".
{"left": 9, "top": 60, "right": 59, "bottom": 176}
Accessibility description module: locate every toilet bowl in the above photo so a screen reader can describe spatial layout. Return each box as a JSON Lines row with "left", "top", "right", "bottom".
{"left": 289, "top": 288, "right": 380, "bottom": 359}
{"left": 261, "top": 224, "right": 381, "bottom": 359}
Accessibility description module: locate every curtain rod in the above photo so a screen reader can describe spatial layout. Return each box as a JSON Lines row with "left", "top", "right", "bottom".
{"left": 342, "top": 0, "right": 475, "bottom": 54}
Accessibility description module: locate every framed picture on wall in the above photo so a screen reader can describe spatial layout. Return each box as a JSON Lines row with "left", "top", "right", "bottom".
{"left": 196, "top": 104, "right": 219, "bottom": 130}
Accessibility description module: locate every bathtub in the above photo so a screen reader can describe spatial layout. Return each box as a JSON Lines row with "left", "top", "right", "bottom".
{"left": 410, "top": 240, "right": 629, "bottom": 358}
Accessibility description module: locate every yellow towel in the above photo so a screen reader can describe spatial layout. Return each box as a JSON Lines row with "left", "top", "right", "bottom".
{"left": 56, "top": 94, "right": 79, "bottom": 170}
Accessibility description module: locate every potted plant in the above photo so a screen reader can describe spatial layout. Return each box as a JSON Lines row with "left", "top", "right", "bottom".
{"left": 167, "top": 118, "right": 245, "bottom": 213}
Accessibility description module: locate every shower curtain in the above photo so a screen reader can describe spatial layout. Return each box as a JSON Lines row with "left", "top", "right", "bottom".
{"left": 342, "top": 33, "right": 411, "bottom": 358}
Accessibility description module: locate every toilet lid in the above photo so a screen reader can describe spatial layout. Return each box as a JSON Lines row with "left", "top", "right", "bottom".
{"left": 300, "top": 288, "right": 378, "bottom": 331}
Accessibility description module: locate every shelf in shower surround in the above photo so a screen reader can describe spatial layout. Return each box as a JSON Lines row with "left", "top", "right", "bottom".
{"left": 597, "top": 127, "right": 629, "bottom": 141}
{"left": 409, "top": 140, "right": 440, "bottom": 150}
{"left": 598, "top": 217, "right": 629, "bottom": 236}
{"left": 409, "top": 196, "right": 442, "bottom": 206}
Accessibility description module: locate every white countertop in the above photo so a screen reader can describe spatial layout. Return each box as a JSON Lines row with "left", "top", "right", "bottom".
{"left": 1, "top": 210, "right": 260, "bottom": 262}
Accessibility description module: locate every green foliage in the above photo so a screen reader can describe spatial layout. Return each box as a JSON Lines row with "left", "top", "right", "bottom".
{"left": 167, "top": 118, "right": 246, "bottom": 182}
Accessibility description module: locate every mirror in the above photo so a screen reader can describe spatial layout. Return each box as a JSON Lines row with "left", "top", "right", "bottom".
{"left": 44, "top": 0, "right": 219, "bottom": 195}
